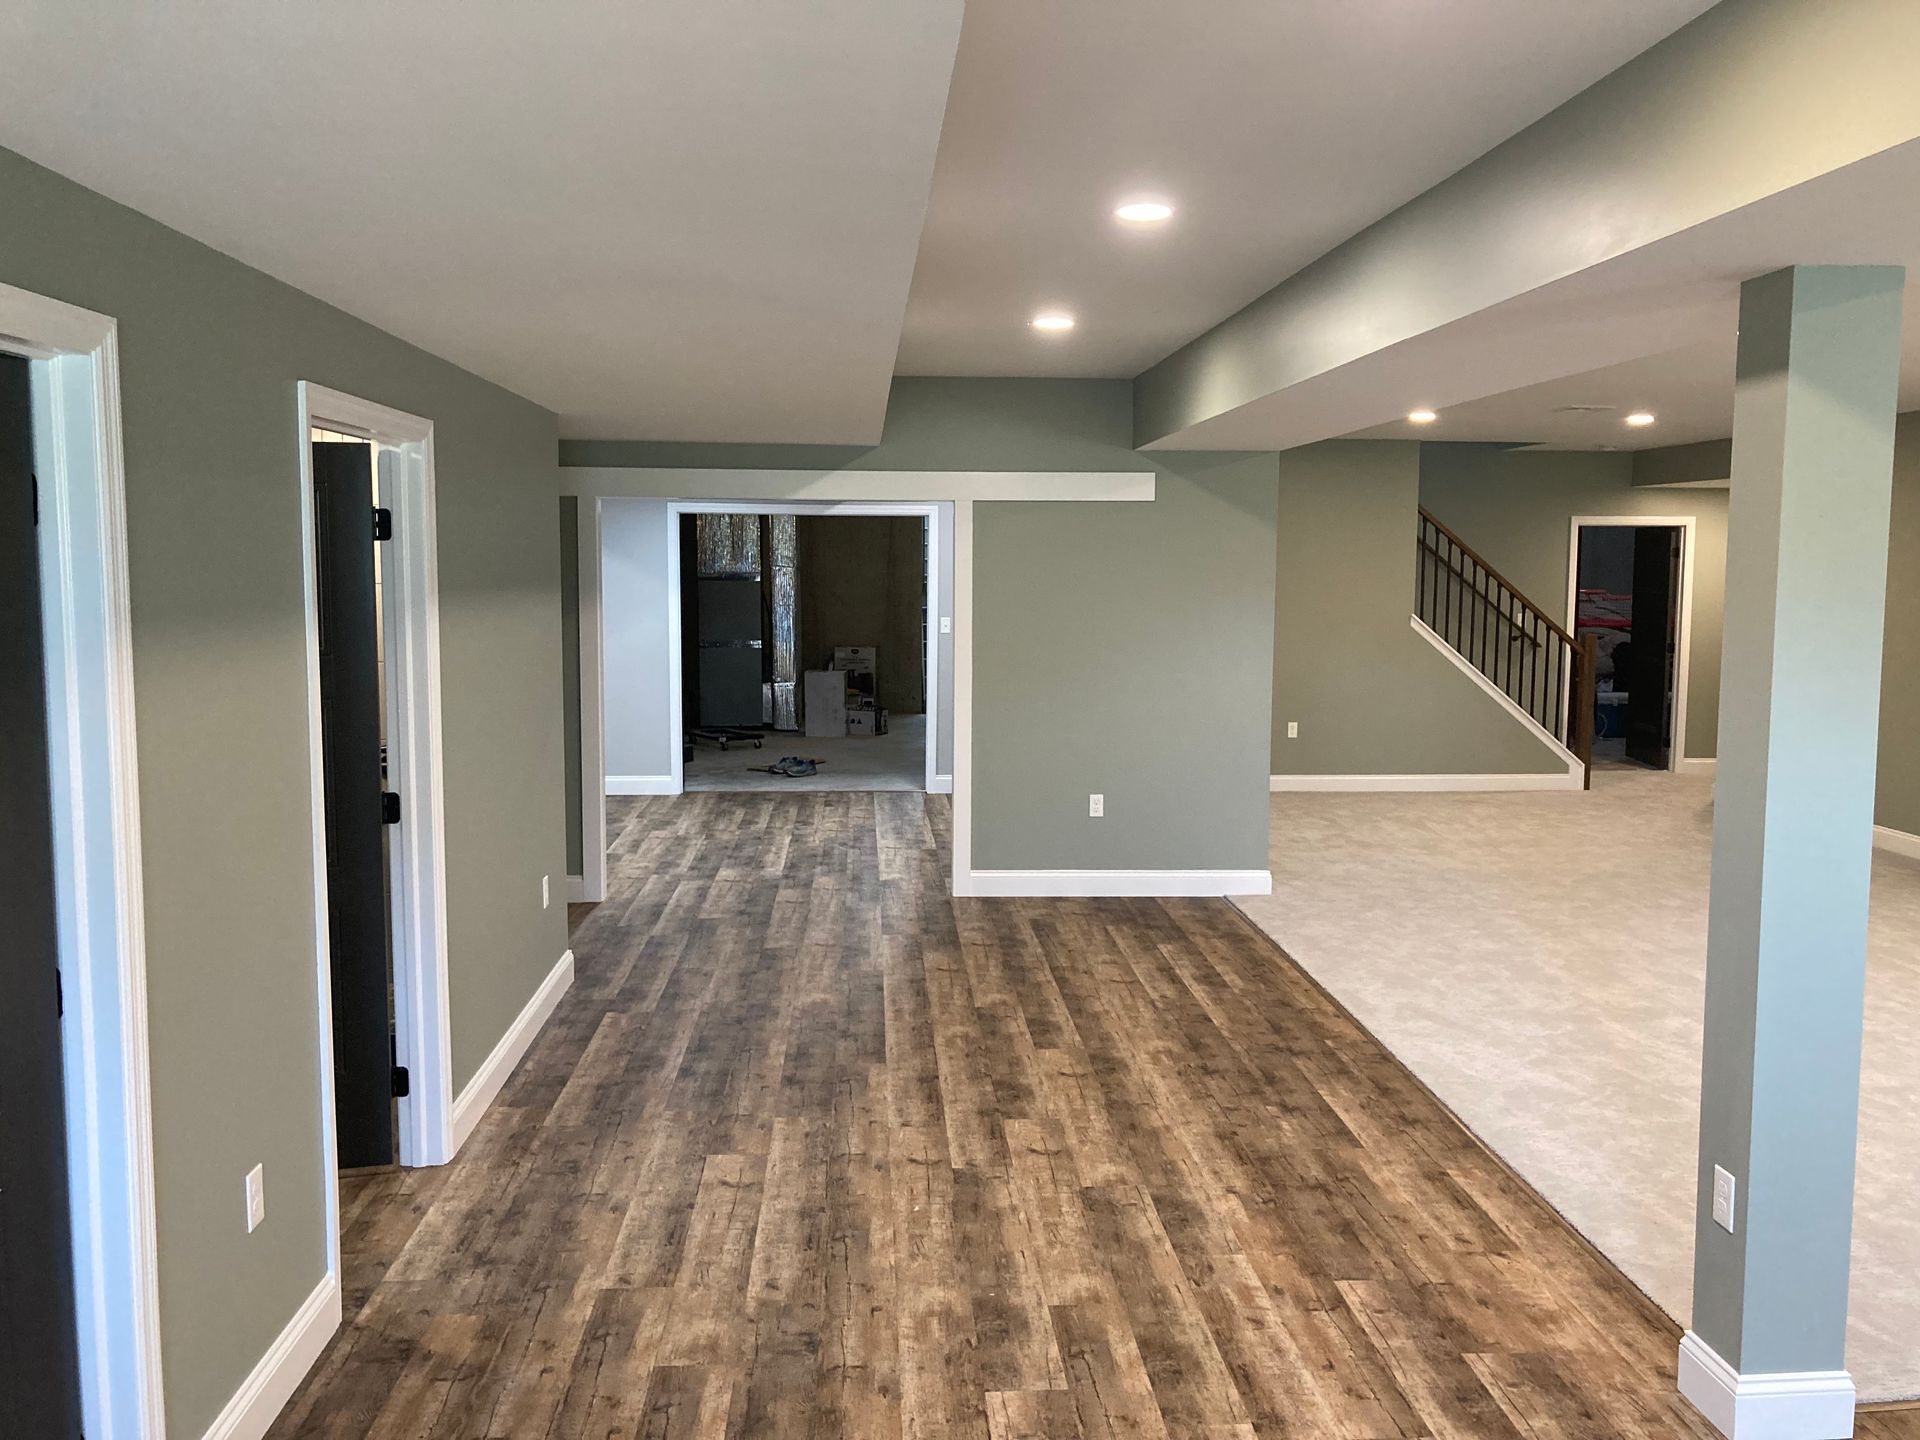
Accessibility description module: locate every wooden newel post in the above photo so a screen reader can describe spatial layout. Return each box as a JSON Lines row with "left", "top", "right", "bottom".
{"left": 1572, "top": 632, "right": 1599, "bottom": 790}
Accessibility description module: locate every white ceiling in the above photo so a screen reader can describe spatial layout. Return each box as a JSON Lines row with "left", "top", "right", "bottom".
{"left": 895, "top": 0, "right": 1721, "bottom": 379}
{"left": 0, "top": 1, "right": 962, "bottom": 442}
{"left": 1344, "top": 195, "right": 1920, "bottom": 455}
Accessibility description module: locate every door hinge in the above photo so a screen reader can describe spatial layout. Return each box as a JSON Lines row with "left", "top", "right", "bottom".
{"left": 391, "top": 1065, "right": 410, "bottom": 1099}
{"left": 382, "top": 791, "right": 401, "bottom": 825}
{"left": 373, "top": 507, "right": 392, "bottom": 542}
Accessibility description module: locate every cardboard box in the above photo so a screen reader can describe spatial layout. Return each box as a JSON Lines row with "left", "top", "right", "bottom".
{"left": 803, "top": 669, "right": 847, "bottom": 737}
{"left": 832, "top": 645, "right": 877, "bottom": 674}
{"left": 847, "top": 708, "right": 889, "bottom": 738}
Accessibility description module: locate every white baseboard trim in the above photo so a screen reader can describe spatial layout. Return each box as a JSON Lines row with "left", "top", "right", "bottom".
{"left": 929, "top": 773, "right": 954, "bottom": 795}
{"left": 199, "top": 1273, "right": 342, "bottom": 1440}
{"left": 450, "top": 950, "right": 575, "bottom": 1155}
{"left": 1677, "top": 757, "right": 1719, "bottom": 776}
{"left": 1676, "top": 1332, "right": 1854, "bottom": 1440}
{"left": 1270, "top": 772, "right": 1579, "bottom": 793}
{"left": 606, "top": 774, "right": 679, "bottom": 796}
{"left": 963, "top": 869, "right": 1273, "bottom": 898}
{"left": 1875, "top": 824, "right": 1920, "bottom": 862}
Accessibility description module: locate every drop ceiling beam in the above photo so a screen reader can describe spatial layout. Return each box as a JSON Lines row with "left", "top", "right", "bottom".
{"left": 1131, "top": 0, "right": 1920, "bottom": 451}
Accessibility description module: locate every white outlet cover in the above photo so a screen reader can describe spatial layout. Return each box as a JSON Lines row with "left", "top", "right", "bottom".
{"left": 1712, "top": 1164, "right": 1736, "bottom": 1233}
{"left": 939, "top": 616, "right": 952, "bottom": 634}
{"left": 245, "top": 1164, "right": 266, "bottom": 1234}
{"left": 1089, "top": 793, "right": 1104, "bottom": 817}
{"left": 1287, "top": 721, "right": 1299, "bottom": 738}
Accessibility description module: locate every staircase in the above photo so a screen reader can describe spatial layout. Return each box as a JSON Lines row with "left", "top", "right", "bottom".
{"left": 1416, "top": 507, "right": 1597, "bottom": 788}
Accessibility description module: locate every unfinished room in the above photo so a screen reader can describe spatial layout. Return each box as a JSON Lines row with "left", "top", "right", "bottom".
{"left": 5, "top": 4, "right": 1920, "bottom": 1440}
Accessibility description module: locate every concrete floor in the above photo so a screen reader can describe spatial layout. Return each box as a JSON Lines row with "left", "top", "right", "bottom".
{"left": 1235, "top": 770, "right": 1920, "bottom": 1400}
{"left": 684, "top": 712, "right": 927, "bottom": 792}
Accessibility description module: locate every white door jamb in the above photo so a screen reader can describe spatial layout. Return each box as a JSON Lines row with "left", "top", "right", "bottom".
{"left": 1, "top": 280, "right": 167, "bottom": 1439}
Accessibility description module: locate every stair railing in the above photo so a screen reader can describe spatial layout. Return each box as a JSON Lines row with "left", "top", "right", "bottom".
{"left": 1416, "top": 507, "right": 1595, "bottom": 788}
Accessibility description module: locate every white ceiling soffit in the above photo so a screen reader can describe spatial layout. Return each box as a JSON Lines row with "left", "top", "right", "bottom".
{"left": 1262, "top": 140, "right": 1920, "bottom": 456}
{"left": 895, "top": 0, "right": 1719, "bottom": 380}
{"left": 1350, "top": 276, "right": 1920, "bottom": 454}
{"left": 0, "top": 2, "right": 963, "bottom": 443}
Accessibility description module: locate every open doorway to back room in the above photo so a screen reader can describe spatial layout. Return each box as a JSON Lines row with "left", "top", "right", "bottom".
{"left": 1572, "top": 519, "right": 1689, "bottom": 770}
{"left": 678, "top": 509, "right": 931, "bottom": 792}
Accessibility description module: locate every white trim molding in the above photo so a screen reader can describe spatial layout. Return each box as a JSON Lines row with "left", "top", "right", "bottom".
{"left": 1271, "top": 772, "right": 1580, "bottom": 793}
{"left": 607, "top": 774, "right": 680, "bottom": 796}
{"left": 1875, "top": 824, "right": 1920, "bottom": 862}
{"left": 1566, "top": 514, "right": 1700, "bottom": 775}
{"left": 297, "top": 382, "right": 458, "bottom": 1181}
{"left": 3, "top": 279, "right": 167, "bottom": 1439}
{"left": 1677, "top": 1331, "right": 1855, "bottom": 1439}
{"left": 565, "top": 875, "right": 590, "bottom": 904}
{"left": 929, "top": 773, "right": 954, "bottom": 795}
{"left": 964, "top": 869, "right": 1274, "bottom": 898}
{"left": 1410, "top": 614, "right": 1585, "bottom": 785}
{"left": 563, "top": 466, "right": 1155, "bottom": 503}
{"left": 198, "top": 1275, "right": 342, "bottom": 1440}
{"left": 451, "top": 951, "right": 576, "bottom": 1154}
{"left": 574, "top": 498, "right": 608, "bottom": 903}
{"left": 1678, "top": 757, "right": 1719, "bottom": 777}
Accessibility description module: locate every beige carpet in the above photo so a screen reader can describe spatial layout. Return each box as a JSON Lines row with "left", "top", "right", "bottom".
{"left": 1236, "top": 771, "right": 1920, "bottom": 1400}
{"left": 684, "top": 713, "right": 927, "bottom": 792}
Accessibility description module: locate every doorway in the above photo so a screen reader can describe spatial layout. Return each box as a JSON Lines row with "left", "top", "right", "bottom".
{"left": 0, "top": 279, "right": 164, "bottom": 1437}
{"left": 678, "top": 509, "right": 933, "bottom": 792}
{"left": 0, "top": 354, "right": 84, "bottom": 1438}
{"left": 1568, "top": 517, "right": 1694, "bottom": 771}
{"left": 297, "top": 381, "right": 456, "bottom": 1239}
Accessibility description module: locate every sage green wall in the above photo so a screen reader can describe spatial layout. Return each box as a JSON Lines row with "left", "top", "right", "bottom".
{"left": 0, "top": 145, "right": 568, "bottom": 1435}
{"left": 1879, "top": 414, "right": 1920, "bottom": 834}
{"left": 1271, "top": 441, "right": 1564, "bottom": 776}
{"left": 560, "top": 377, "right": 1277, "bottom": 872}
{"left": 1419, "top": 444, "right": 1728, "bottom": 763}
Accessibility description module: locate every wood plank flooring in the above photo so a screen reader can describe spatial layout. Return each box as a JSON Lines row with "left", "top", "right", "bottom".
{"left": 271, "top": 793, "right": 1919, "bottom": 1438}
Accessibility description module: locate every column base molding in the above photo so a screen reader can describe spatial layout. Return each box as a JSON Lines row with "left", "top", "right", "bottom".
{"left": 1677, "top": 1332, "right": 1855, "bottom": 1439}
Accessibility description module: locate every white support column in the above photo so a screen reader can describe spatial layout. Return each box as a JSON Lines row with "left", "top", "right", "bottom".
{"left": 1681, "top": 266, "right": 1905, "bottom": 1439}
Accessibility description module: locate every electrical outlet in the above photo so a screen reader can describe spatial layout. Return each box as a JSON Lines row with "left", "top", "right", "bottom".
{"left": 542, "top": 874, "right": 551, "bottom": 909}
{"left": 1712, "top": 1164, "right": 1736, "bottom": 1233}
{"left": 1287, "top": 721, "right": 1299, "bottom": 739}
{"left": 245, "top": 1164, "right": 266, "bottom": 1234}
{"left": 1089, "top": 793, "right": 1104, "bottom": 818}
{"left": 939, "top": 616, "right": 952, "bottom": 634}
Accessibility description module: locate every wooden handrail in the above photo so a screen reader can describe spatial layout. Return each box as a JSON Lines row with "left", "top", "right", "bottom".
{"left": 1415, "top": 507, "right": 1596, "bottom": 787}
{"left": 1416, "top": 536, "right": 1543, "bottom": 649}
{"left": 1418, "top": 506, "right": 1578, "bottom": 648}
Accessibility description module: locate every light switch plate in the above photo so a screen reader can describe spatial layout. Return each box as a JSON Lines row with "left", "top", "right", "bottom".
{"left": 1287, "top": 721, "right": 1299, "bottom": 738}
{"left": 939, "top": 616, "right": 952, "bottom": 634}
{"left": 1089, "top": 793, "right": 1104, "bottom": 818}
{"left": 1712, "top": 1164, "right": 1736, "bottom": 1233}
{"left": 245, "top": 1164, "right": 266, "bottom": 1233}
{"left": 542, "top": 874, "right": 551, "bottom": 909}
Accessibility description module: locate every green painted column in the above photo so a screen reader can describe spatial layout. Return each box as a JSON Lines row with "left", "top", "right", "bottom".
{"left": 1683, "top": 266, "right": 1904, "bottom": 1437}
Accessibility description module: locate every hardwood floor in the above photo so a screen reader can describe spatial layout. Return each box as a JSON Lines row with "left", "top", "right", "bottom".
{"left": 272, "top": 793, "right": 1918, "bottom": 1438}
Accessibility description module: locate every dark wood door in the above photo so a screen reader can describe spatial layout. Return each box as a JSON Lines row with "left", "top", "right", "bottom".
{"left": 0, "top": 354, "right": 85, "bottom": 1437}
{"left": 312, "top": 441, "right": 395, "bottom": 1169}
{"left": 1625, "top": 526, "right": 1680, "bottom": 770}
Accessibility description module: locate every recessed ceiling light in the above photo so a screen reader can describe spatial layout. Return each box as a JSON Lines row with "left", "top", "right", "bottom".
{"left": 1115, "top": 200, "right": 1174, "bottom": 223}
{"left": 1407, "top": 409, "right": 1439, "bottom": 424}
{"left": 1031, "top": 312, "right": 1075, "bottom": 332}
{"left": 1625, "top": 411, "right": 1656, "bottom": 427}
